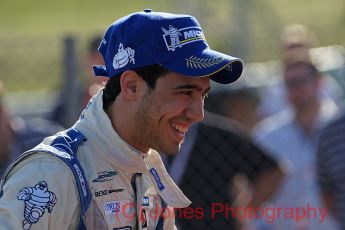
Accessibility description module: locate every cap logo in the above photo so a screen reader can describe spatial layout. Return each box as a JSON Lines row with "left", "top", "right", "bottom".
{"left": 186, "top": 55, "right": 224, "bottom": 69}
{"left": 162, "top": 25, "right": 205, "bottom": 51}
{"left": 113, "top": 43, "right": 135, "bottom": 70}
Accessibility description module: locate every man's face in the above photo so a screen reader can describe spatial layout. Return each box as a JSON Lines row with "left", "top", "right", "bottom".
{"left": 284, "top": 64, "right": 320, "bottom": 112}
{"left": 281, "top": 43, "right": 310, "bottom": 65}
{"left": 133, "top": 72, "right": 210, "bottom": 155}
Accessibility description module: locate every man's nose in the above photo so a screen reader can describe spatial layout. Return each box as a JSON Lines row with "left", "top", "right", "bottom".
{"left": 185, "top": 97, "right": 204, "bottom": 122}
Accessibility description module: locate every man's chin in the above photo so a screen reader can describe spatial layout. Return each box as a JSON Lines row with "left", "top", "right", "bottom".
{"left": 160, "top": 143, "right": 182, "bottom": 156}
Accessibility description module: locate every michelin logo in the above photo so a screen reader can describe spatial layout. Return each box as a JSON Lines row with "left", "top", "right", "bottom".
{"left": 113, "top": 43, "right": 135, "bottom": 70}
{"left": 17, "top": 181, "right": 57, "bottom": 230}
{"left": 162, "top": 25, "right": 205, "bottom": 51}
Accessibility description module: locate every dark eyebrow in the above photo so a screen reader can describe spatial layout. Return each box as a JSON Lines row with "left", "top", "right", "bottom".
{"left": 174, "top": 84, "right": 211, "bottom": 94}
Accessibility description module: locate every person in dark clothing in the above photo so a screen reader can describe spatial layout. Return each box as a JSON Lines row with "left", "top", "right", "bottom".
{"left": 163, "top": 112, "right": 283, "bottom": 229}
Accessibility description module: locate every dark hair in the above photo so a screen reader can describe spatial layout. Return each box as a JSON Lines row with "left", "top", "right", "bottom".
{"left": 284, "top": 61, "right": 319, "bottom": 78}
{"left": 103, "top": 64, "right": 170, "bottom": 111}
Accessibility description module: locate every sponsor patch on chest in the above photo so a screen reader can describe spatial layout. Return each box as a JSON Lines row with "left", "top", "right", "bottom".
{"left": 104, "top": 201, "right": 122, "bottom": 215}
{"left": 95, "top": 188, "right": 124, "bottom": 198}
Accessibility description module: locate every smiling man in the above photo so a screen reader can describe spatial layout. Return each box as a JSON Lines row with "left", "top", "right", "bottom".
{"left": 108, "top": 70, "right": 210, "bottom": 155}
{"left": 0, "top": 10, "right": 243, "bottom": 229}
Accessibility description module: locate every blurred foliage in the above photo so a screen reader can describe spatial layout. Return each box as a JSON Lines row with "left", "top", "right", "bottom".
{"left": 0, "top": 0, "right": 344, "bottom": 91}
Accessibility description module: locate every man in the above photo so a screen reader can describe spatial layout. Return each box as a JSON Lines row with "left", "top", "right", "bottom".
{"left": 257, "top": 24, "right": 316, "bottom": 119}
{"left": 51, "top": 35, "right": 107, "bottom": 128}
{"left": 0, "top": 10, "right": 243, "bottom": 229}
{"left": 205, "top": 82, "right": 261, "bottom": 133}
{"left": 317, "top": 111, "right": 345, "bottom": 229}
{"left": 162, "top": 111, "right": 283, "bottom": 230}
{"left": 257, "top": 24, "right": 342, "bottom": 119}
{"left": 82, "top": 36, "right": 108, "bottom": 107}
{"left": 252, "top": 61, "right": 339, "bottom": 229}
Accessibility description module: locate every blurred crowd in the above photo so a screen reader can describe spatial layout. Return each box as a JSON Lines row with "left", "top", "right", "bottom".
{"left": 1, "top": 24, "right": 345, "bottom": 230}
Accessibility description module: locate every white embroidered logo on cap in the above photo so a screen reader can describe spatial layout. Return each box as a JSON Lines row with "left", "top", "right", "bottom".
{"left": 162, "top": 25, "right": 182, "bottom": 51}
{"left": 162, "top": 25, "right": 205, "bottom": 51}
{"left": 113, "top": 43, "right": 135, "bottom": 70}
{"left": 186, "top": 56, "right": 223, "bottom": 69}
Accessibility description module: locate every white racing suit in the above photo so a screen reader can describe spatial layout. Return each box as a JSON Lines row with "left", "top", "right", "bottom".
{"left": 0, "top": 91, "right": 191, "bottom": 230}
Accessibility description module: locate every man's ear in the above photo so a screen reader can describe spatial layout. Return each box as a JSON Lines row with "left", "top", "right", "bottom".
{"left": 119, "top": 70, "right": 141, "bottom": 101}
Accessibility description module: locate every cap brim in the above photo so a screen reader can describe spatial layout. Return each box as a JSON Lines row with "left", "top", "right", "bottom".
{"left": 161, "top": 48, "right": 244, "bottom": 84}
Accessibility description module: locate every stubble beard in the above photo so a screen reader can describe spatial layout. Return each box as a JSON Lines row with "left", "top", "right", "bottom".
{"left": 134, "top": 91, "right": 180, "bottom": 155}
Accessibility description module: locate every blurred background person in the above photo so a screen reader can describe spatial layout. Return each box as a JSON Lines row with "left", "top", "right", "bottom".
{"left": 0, "top": 81, "right": 62, "bottom": 176}
{"left": 257, "top": 24, "right": 343, "bottom": 120}
{"left": 317, "top": 110, "right": 345, "bottom": 229}
{"left": 81, "top": 36, "right": 108, "bottom": 107}
{"left": 252, "top": 61, "right": 340, "bottom": 229}
{"left": 51, "top": 35, "right": 107, "bottom": 128}
{"left": 280, "top": 24, "right": 315, "bottom": 65}
{"left": 205, "top": 81, "right": 261, "bottom": 134}
{"left": 162, "top": 111, "right": 283, "bottom": 230}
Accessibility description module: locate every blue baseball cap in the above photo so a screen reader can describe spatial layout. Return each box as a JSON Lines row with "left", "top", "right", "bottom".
{"left": 93, "top": 9, "right": 244, "bottom": 84}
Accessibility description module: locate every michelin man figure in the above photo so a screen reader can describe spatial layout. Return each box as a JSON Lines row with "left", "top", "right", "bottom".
{"left": 17, "top": 181, "right": 57, "bottom": 230}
